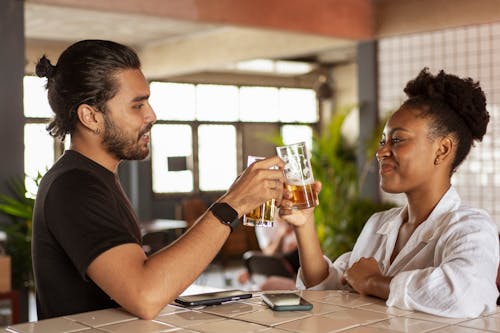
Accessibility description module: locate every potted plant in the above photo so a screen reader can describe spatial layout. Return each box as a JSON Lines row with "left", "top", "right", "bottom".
{"left": 0, "top": 175, "right": 39, "bottom": 291}
{"left": 311, "top": 106, "right": 394, "bottom": 259}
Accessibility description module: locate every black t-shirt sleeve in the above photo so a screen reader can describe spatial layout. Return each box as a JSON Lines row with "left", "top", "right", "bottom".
{"left": 44, "top": 169, "right": 138, "bottom": 280}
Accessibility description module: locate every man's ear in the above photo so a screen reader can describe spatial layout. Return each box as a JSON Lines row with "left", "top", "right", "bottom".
{"left": 76, "top": 104, "right": 103, "bottom": 133}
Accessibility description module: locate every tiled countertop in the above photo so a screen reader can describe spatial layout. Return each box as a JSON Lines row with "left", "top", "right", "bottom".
{"left": 4, "top": 290, "right": 500, "bottom": 333}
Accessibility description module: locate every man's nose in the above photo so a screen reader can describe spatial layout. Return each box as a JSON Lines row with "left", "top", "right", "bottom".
{"left": 147, "top": 103, "right": 157, "bottom": 124}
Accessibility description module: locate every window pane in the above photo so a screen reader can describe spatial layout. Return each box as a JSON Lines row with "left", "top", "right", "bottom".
{"left": 281, "top": 125, "right": 313, "bottom": 150}
{"left": 151, "top": 124, "right": 193, "bottom": 193}
{"left": 198, "top": 125, "right": 237, "bottom": 191}
{"left": 24, "top": 124, "right": 54, "bottom": 195}
{"left": 196, "top": 84, "right": 239, "bottom": 121}
{"left": 150, "top": 82, "right": 195, "bottom": 120}
{"left": 239, "top": 86, "right": 279, "bottom": 122}
{"left": 279, "top": 88, "right": 317, "bottom": 122}
{"left": 24, "top": 76, "right": 52, "bottom": 118}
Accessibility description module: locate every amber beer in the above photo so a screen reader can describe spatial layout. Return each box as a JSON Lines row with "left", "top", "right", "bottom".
{"left": 242, "top": 156, "right": 277, "bottom": 227}
{"left": 286, "top": 183, "right": 319, "bottom": 209}
{"left": 243, "top": 198, "right": 276, "bottom": 227}
{"left": 277, "top": 142, "right": 319, "bottom": 209}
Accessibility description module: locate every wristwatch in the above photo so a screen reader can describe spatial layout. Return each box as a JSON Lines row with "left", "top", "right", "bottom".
{"left": 209, "top": 202, "right": 240, "bottom": 232}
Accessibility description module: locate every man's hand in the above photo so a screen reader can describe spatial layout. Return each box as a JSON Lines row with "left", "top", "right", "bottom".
{"left": 223, "top": 156, "right": 285, "bottom": 216}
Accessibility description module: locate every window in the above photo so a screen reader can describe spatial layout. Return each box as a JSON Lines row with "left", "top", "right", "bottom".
{"left": 23, "top": 76, "right": 57, "bottom": 195}
{"left": 151, "top": 124, "right": 193, "bottom": 193}
{"left": 198, "top": 125, "right": 237, "bottom": 191}
{"left": 150, "top": 83, "right": 318, "bottom": 194}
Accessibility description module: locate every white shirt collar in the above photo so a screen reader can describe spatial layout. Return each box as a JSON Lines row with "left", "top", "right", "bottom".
{"left": 376, "top": 186, "right": 460, "bottom": 243}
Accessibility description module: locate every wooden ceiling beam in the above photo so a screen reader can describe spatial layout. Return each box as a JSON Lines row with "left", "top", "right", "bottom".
{"left": 375, "top": 0, "right": 500, "bottom": 37}
{"left": 27, "top": 0, "right": 375, "bottom": 39}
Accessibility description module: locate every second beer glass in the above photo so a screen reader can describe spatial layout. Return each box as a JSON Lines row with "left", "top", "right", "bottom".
{"left": 242, "top": 156, "right": 277, "bottom": 227}
{"left": 276, "top": 142, "right": 319, "bottom": 209}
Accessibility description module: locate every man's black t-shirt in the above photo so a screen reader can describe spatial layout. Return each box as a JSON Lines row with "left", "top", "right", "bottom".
{"left": 32, "top": 150, "right": 142, "bottom": 320}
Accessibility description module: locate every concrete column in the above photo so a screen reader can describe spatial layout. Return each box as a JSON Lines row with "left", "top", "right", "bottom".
{"left": 0, "top": 1, "right": 25, "bottom": 208}
{"left": 118, "top": 160, "right": 152, "bottom": 221}
{"left": 0, "top": 0, "right": 27, "bottom": 322}
{"left": 356, "top": 40, "right": 380, "bottom": 201}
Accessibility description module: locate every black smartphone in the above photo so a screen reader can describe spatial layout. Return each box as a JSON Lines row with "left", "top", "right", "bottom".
{"left": 261, "top": 292, "right": 313, "bottom": 311}
{"left": 175, "top": 290, "right": 253, "bottom": 307}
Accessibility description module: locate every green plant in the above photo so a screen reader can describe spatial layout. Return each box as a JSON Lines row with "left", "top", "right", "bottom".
{"left": 311, "top": 106, "right": 394, "bottom": 259}
{"left": 0, "top": 174, "right": 40, "bottom": 290}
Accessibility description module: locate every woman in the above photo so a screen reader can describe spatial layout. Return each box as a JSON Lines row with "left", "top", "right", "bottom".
{"left": 280, "top": 68, "right": 499, "bottom": 318}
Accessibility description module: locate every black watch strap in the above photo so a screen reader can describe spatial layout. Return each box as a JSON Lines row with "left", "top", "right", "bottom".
{"left": 209, "top": 202, "right": 240, "bottom": 232}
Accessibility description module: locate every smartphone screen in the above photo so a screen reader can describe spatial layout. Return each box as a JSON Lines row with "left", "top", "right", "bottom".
{"left": 261, "top": 293, "right": 313, "bottom": 311}
{"left": 175, "top": 290, "right": 253, "bottom": 307}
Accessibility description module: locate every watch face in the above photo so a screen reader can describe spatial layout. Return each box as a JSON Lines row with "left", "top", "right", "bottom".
{"left": 211, "top": 202, "right": 239, "bottom": 231}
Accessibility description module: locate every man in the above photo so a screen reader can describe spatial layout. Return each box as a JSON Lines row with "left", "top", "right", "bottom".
{"left": 32, "top": 40, "right": 285, "bottom": 320}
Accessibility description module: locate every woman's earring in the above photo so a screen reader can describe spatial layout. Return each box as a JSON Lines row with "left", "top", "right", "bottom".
{"left": 94, "top": 128, "right": 101, "bottom": 135}
{"left": 434, "top": 157, "right": 439, "bottom": 165}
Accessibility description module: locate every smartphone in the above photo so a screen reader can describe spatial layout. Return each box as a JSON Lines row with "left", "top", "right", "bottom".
{"left": 175, "top": 289, "right": 253, "bottom": 307}
{"left": 261, "top": 292, "right": 313, "bottom": 311}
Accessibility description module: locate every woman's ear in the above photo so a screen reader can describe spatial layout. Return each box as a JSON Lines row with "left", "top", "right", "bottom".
{"left": 76, "top": 104, "right": 103, "bottom": 134}
{"left": 434, "top": 136, "right": 454, "bottom": 165}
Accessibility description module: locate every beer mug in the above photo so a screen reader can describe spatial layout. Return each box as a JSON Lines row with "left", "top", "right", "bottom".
{"left": 276, "top": 142, "right": 319, "bottom": 209}
{"left": 242, "top": 156, "right": 277, "bottom": 227}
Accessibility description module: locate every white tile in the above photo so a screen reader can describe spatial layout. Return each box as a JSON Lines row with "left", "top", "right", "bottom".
{"left": 98, "top": 319, "right": 174, "bottom": 333}
{"left": 341, "top": 326, "right": 403, "bottom": 333}
{"left": 154, "top": 311, "right": 223, "bottom": 328}
{"left": 369, "top": 317, "right": 447, "bottom": 333}
{"left": 155, "top": 305, "right": 189, "bottom": 317}
{"left": 324, "top": 308, "right": 393, "bottom": 325}
{"left": 358, "top": 303, "right": 414, "bottom": 317}
{"left": 7, "top": 317, "right": 89, "bottom": 333}
{"left": 459, "top": 316, "right": 500, "bottom": 332}
{"left": 65, "top": 309, "right": 136, "bottom": 328}
{"left": 320, "top": 292, "right": 379, "bottom": 308}
{"left": 256, "top": 328, "right": 295, "bottom": 333}
{"left": 427, "top": 325, "right": 488, "bottom": 332}
{"left": 233, "top": 308, "right": 311, "bottom": 327}
{"left": 305, "top": 301, "right": 347, "bottom": 316}
{"left": 199, "top": 301, "right": 264, "bottom": 317}
{"left": 404, "top": 311, "right": 469, "bottom": 325}
{"left": 276, "top": 315, "right": 359, "bottom": 333}
{"left": 188, "top": 318, "right": 265, "bottom": 333}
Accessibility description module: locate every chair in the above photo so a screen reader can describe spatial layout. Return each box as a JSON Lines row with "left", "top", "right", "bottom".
{"left": 243, "top": 251, "right": 295, "bottom": 280}
{"left": 0, "top": 290, "right": 19, "bottom": 324}
{"left": 181, "top": 197, "right": 208, "bottom": 228}
{"left": 243, "top": 250, "right": 297, "bottom": 290}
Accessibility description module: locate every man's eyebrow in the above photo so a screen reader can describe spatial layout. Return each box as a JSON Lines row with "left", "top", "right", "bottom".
{"left": 131, "top": 94, "right": 149, "bottom": 102}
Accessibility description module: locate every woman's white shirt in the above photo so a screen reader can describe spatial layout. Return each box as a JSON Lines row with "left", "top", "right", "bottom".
{"left": 296, "top": 186, "right": 499, "bottom": 318}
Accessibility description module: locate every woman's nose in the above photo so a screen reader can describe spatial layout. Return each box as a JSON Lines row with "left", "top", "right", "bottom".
{"left": 376, "top": 144, "right": 390, "bottom": 161}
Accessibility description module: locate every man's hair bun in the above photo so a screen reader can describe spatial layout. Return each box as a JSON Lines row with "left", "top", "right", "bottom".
{"left": 35, "top": 55, "right": 55, "bottom": 79}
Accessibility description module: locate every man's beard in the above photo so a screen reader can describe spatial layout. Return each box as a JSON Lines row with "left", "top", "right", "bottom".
{"left": 102, "top": 115, "right": 153, "bottom": 161}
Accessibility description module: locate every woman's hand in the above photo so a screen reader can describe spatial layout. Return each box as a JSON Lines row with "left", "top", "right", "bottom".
{"left": 342, "top": 257, "right": 392, "bottom": 300}
{"left": 279, "top": 181, "right": 321, "bottom": 228}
